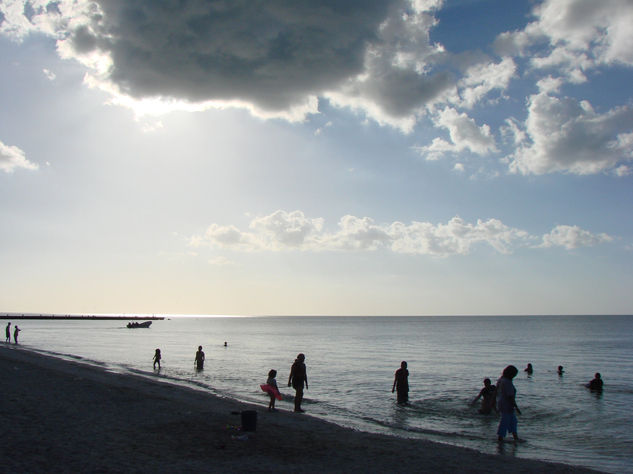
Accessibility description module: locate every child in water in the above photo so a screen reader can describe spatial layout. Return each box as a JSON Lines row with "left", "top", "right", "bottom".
{"left": 471, "top": 378, "right": 497, "bottom": 414}
{"left": 153, "top": 348, "right": 161, "bottom": 370}
{"left": 266, "top": 369, "right": 280, "bottom": 412}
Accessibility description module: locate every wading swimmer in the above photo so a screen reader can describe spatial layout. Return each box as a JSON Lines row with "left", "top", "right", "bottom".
{"left": 195, "top": 346, "right": 205, "bottom": 371}
{"left": 496, "top": 365, "right": 521, "bottom": 442}
{"left": 471, "top": 378, "right": 497, "bottom": 414}
{"left": 392, "top": 361, "right": 409, "bottom": 405}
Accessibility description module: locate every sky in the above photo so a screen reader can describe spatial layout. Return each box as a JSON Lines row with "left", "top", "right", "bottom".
{"left": 0, "top": 0, "right": 632, "bottom": 316}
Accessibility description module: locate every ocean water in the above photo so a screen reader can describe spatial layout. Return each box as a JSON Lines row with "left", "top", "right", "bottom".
{"left": 6, "top": 315, "right": 633, "bottom": 473}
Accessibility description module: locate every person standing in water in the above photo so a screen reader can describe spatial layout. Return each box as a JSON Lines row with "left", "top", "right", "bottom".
{"left": 587, "top": 372, "right": 603, "bottom": 391}
{"left": 524, "top": 363, "right": 533, "bottom": 375}
{"left": 288, "top": 353, "right": 308, "bottom": 412}
{"left": 392, "top": 361, "right": 409, "bottom": 404}
{"left": 13, "top": 325, "right": 21, "bottom": 344}
{"left": 496, "top": 365, "right": 521, "bottom": 442}
{"left": 471, "top": 378, "right": 497, "bottom": 414}
{"left": 194, "top": 346, "right": 205, "bottom": 371}
{"left": 5, "top": 322, "right": 11, "bottom": 342}
{"left": 153, "top": 348, "right": 161, "bottom": 370}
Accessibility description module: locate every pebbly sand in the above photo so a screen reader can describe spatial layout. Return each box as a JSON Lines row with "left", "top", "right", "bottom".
{"left": 0, "top": 345, "right": 601, "bottom": 473}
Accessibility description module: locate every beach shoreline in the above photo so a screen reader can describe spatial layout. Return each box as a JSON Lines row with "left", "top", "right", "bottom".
{"left": 0, "top": 344, "right": 601, "bottom": 473}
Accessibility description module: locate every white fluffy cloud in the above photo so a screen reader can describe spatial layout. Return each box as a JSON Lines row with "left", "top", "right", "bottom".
{"left": 541, "top": 225, "right": 613, "bottom": 249}
{"left": 508, "top": 91, "right": 633, "bottom": 175}
{"left": 0, "top": 140, "right": 38, "bottom": 173}
{"left": 190, "top": 210, "right": 612, "bottom": 257}
{"left": 416, "top": 107, "right": 497, "bottom": 160}
{"left": 495, "top": 0, "right": 633, "bottom": 81}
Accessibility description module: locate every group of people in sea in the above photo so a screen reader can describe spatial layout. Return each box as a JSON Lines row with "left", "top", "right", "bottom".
{"left": 4, "top": 322, "right": 20, "bottom": 344}
{"left": 464, "top": 362, "right": 604, "bottom": 442}
{"left": 391, "top": 359, "right": 604, "bottom": 442}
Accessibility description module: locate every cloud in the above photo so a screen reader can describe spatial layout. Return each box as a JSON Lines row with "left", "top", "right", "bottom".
{"left": 508, "top": 91, "right": 633, "bottom": 175}
{"left": 0, "top": 140, "right": 38, "bottom": 173}
{"left": 415, "top": 107, "right": 497, "bottom": 160}
{"left": 453, "top": 57, "right": 516, "bottom": 109}
{"left": 0, "top": 0, "right": 454, "bottom": 126}
{"left": 495, "top": 0, "right": 633, "bottom": 82}
{"left": 541, "top": 225, "right": 613, "bottom": 249}
{"left": 190, "top": 210, "right": 612, "bottom": 257}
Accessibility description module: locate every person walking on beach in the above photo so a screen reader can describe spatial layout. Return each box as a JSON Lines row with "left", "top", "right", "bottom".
{"left": 471, "top": 378, "right": 496, "bottom": 414}
{"left": 13, "top": 325, "right": 21, "bottom": 344}
{"left": 5, "top": 322, "right": 10, "bottom": 342}
{"left": 288, "top": 353, "right": 308, "bottom": 412}
{"left": 496, "top": 365, "right": 521, "bottom": 442}
{"left": 392, "top": 361, "right": 409, "bottom": 405}
{"left": 194, "top": 346, "right": 205, "bottom": 371}
{"left": 153, "top": 348, "right": 161, "bottom": 370}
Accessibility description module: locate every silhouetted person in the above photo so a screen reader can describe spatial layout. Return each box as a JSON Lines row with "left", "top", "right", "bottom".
{"left": 153, "top": 348, "right": 161, "bottom": 370}
{"left": 266, "top": 369, "right": 279, "bottom": 412}
{"left": 5, "top": 322, "right": 10, "bottom": 342}
{"left": 587, "top": 372, "right": 603, "bottom": 391}
{"left": 392, "top": 361, "right": 409, "bottom": 404}
{"left": 496, "top": 365, "right": 521, "bottom": 442}
{"left": 224, "top": 341, "right": 228, "bottom": 347}
{"left": 557, "top": 365, "right": 564, "bottom": 376}
{"left": 288, "top": 353, "right": 308, "bottom": 412}
{"left": 13, "top": 325, "right": 20, "bottom": 344}
{"left": 195, "top": 346, "right": 205, "bottom": 371}
{"left": 471, "top": 378, "right": 497, "bottom": 414}
{"left": 524, "top": 363, "right": 533, "bottom": 375}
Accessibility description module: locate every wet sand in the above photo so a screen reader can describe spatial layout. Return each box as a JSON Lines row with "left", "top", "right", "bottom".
{"left": 0, "top": 345, "right": 601, "bottom": 473}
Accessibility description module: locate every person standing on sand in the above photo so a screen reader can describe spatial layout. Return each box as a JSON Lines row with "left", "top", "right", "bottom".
{"left": 496, "top": 365, "right": 521, "bottom": 442}
{"left": 13, "top": 325, "right": 21, "bottom": 344}
{"left": 153, "top": 348, "right": 161, "bottom": 370}
{"left": 288, "top": 353, "right": 308, "bottom": 412}
{"left": 194, "top": 346, "right": 205, "bottom": 371}
{"left": 392, "top": 361, "right": 409, "bottom": 404}
{"left": 5, "top": 322, "right": 11, "bottom": 342}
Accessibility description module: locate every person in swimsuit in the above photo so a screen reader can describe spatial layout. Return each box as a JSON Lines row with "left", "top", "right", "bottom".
{"left": 471, "top": 378, "right": 497, "bottom": 414}
{"left": 153, "top": 348, "right": 161, "bottom": 370}
{"left": 392, "top": 361, "right": 409, "bottom": 404}
{"left": 288, "top": 353, "right": 308, "bottom": 412}
{"left": 194, "top": 346, "right": 205, "bottom": 371}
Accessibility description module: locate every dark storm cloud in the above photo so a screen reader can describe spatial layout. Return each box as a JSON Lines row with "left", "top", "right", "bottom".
{"left": 76, "top": 0, "right": 398, "bottom": 110}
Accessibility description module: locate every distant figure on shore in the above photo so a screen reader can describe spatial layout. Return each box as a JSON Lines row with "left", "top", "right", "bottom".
{"left": 586, "top": 373, "right": 603, "bottom": 392}
{"left": 288, "top": 353, "right": 308, "bottom": 413}
{"left": 392, "top": 361, "right": 409, "bottom": 405}
{"left": 194, "top": 346, "right": 205, "bottom": 371}
{"left": 471, "top": 378, "right": 497, "bottom": 414}
{"left": 5, "top": 322, "right": 11, "bottom": 342}
{"left": 524, "top": 363, "right": 533, "bottom": 375}
{"left": 153, "top": 348, "right": 161, "bottom": 370}
{"left": 13, "top": 325, "right": 21, "bottom": 344}
{"left": 496, "top": 365, "right": 521, "bottom": 442}
{"left": 224, "top": 341, "right": 227, "bottom": 347}
{"left": 557, "top": 365, "right": 564, "bottom": 376}
{"left": 265, "top": 369, "right": 280, "bottom": 412}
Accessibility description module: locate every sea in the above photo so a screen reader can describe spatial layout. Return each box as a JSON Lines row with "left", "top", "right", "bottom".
{"left": 5, "top": 315, "right": 633, "bottom": 473}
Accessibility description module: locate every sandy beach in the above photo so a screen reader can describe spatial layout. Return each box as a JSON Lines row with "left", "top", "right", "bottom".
{"left": 0, "top": 345, "right": 600, "bottom": 473}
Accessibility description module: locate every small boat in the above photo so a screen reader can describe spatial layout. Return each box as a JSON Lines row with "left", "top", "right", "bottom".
{"left": 127, "top": 321, "right": 152, "bottom": 328}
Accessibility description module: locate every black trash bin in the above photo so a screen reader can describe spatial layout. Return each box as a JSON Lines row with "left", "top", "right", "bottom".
{"left": 241, "top": 410, "right": 257, "bottom": 432}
